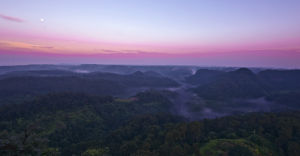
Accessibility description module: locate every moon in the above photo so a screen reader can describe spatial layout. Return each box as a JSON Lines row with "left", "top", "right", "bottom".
{"left": 40, "top": 18, "right": 45, "bottom": 22}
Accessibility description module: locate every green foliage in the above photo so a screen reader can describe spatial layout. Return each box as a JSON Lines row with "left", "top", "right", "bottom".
{"left": 199, "top": 139, "right": 273, "bottom": 156}
{"left": 82, "top": 147, "right": 109, "bottom": 156}
{"left": 0, "top": 124, "right": 49, "bottom": 155}
{"left": 1, "top": 91, "right": 300, "bottom": 156}
{"left": 0, "top": 91, "right": 174, "bottom": 155}
{"left": 106, "top": 112, "right": 300, "bottom": 156}
{"left": 1, "top": 92, "right": 300, "bottom": 156}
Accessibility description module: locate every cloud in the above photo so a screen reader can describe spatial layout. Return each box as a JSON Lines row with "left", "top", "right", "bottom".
{"left": 0, "top": 42, "right": 8, "bottom": 46}
{"left": 32, "top": 45, "right": 54, "bottom": 49}
{"left": 100, "top": 49, "right": 121, "bottom": 53}
{"left": 0, "top": 14, "right": 24, "bottom": 23}
{"left": 100, "top": 49, "right": 157, "bottom": 54}
{"left": 123, "top": 49, "right": 155, "bottom": 54}
{"left": 0, "top": 40, "right": 55, "bottom": 52}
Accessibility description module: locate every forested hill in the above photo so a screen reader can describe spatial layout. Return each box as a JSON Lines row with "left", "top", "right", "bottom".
{"left": 0, "top": 70, "right": 179, "bottom": 101}
{"left": 193, "top": 68, "right": 268, "bottom": 99}
{"left": 189, "top": 68, "right": 300, "bottom": 104}
{"left": 107, "top": 111, "right": 300, "bottom": 156}
{"left": 0, "top": 92, "right": 299, "bottom": 155}
{"left": 0, "top": 92, "right": 175, "bottom": 155}
{"left": 0, "top": 65, "right": 300, "bottom": 155}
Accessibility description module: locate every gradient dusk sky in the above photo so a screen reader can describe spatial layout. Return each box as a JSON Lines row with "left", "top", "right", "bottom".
{"left": 0, "top": 0, "right": 300, "bottom": 68}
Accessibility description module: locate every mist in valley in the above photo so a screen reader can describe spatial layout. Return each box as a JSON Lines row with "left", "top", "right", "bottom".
{"left": 0, "top": 64, "right": 298, "bottom": 121}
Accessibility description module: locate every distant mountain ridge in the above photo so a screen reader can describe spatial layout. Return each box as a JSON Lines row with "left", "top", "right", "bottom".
{"left": 0, "top": 70, "right": 179, "bottom": 100}
{"left": 191, "top": 68, "right": 300, "bottom": 100}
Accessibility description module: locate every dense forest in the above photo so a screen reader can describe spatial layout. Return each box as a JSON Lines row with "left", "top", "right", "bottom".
{"left": 1, "top": 93, "right": 299, "bottom": 156}
{"left": 0, "top": 65, "right": 299, "bottom": 155}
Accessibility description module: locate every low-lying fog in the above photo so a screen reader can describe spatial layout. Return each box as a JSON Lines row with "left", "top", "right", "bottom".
{"left": 0, "top": 64, "right": 299, "bottom": 120}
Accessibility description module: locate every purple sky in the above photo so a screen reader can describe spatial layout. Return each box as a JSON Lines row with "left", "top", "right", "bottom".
{"left": 0, "top": 0, "right": 300, "bottom": 68}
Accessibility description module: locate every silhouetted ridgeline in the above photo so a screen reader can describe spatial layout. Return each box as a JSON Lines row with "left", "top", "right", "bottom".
{"left": 0, "top": 70, "right": 179, "bottom": 101}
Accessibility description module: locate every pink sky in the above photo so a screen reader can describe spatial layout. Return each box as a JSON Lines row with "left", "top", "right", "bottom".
{"left": 1, "top": 0, "right": 300, "bottom": 68}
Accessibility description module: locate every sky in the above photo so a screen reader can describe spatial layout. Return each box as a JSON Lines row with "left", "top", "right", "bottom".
{"left": 0, "top": 0, "right": 300, "bottom": 68}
